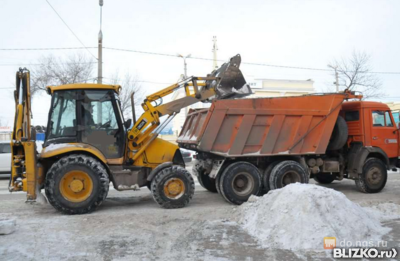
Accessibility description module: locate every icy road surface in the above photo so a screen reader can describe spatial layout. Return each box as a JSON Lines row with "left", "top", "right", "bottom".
{"left": 0, "top": 166, "right": 400, "bottom": 260}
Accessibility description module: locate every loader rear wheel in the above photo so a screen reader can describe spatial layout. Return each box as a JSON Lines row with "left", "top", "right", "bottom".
{"left": 45, "top": 154, "right": 109, "bottom": 215}
{"left": 151, "top": 165, "right": 195, "bottom": 209}
{"left": 269, "top": 160, "right": 309, "bottom": 190}
{"left": 314, "top": 173, "right": 335, "bottom": 184}
{"left": 355, "top": 158, "right": 387, "bottom": 193}
{"left": 219, "top": 162, "right": 261, "bottom": 205}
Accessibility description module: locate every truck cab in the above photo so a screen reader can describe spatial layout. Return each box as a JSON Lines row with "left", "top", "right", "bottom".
{"left": 342, "top": 101, "right": 399, "bottom": 165}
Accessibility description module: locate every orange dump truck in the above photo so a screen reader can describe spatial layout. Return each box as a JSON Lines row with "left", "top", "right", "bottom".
{"left": 177, "top": 91, "right": 400, "bottom": 204}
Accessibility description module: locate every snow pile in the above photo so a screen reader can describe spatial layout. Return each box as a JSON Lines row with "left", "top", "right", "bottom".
{"left": 0, "top": 218, "right": 16, "bottom": 235}
{"left": 364, "top": 203, "right": 400, "bottom": 222}
{"left": 236, "top": 183, "right": 390, "bottom": 250}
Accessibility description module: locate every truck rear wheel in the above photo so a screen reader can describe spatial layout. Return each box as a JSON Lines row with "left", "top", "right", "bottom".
{"left": 262, "top": 161, "right": 280, "bottom": 194}
{"left": 45, "top": 154, "right": 109, "bottom": 215}
{"left": 193, "top": 164, "right": 217, "bottom": 193}
{"left": 355, "top": 158, "right": 387, "bottom": 193}
{"left": 151, "top": 165, "right": 195, "bottom": 208}
{"left": 327, "top": 116, "right": 348, "bottom": 151}
{"left": 219, "top": 162, "right": 261, "bottom": 205}
{"left": 269, "top": 160, "right": 309, "bottom": 190}
{"left": 198, "top": 174, "right": 217, "bottom": 193}
{"left": 313, "top": 173, "right": 335, "bottom": 184}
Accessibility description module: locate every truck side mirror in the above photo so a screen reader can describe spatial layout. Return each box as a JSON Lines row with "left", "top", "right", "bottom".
{"left": 124, "top": 119, "right": 132, "bottom": 129}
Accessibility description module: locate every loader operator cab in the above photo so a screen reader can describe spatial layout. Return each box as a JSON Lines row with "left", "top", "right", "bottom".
{"left": 44, "top": 85, "right": 126, "bottom": 159}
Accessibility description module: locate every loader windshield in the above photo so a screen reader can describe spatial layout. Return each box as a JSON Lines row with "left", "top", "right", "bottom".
{"left": 80, "top": 90, "right": 124, "bottom": 158}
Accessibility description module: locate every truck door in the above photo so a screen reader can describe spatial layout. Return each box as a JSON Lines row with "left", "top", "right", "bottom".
{"left": 371, "top": 110, "right": 398, "bottom": 158}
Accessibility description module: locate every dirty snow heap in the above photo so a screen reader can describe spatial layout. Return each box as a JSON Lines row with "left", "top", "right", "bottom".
{"left": 236, "top": 183, "right": 391, "bottom": 250}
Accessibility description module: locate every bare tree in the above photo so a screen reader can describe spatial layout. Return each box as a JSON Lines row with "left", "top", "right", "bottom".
{"left": 328, "top": 51, "right": 382, "bottom": 99}
{"left": 30, "top": 53, "right": 95, "bottom": 96}
{"left": 109, "top": 72, "right": 144, "bottom": 120}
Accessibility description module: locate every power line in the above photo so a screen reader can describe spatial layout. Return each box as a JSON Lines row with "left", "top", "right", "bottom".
{"left": 0, "top": 62, "right": 96, "bottom": 67}
{"left": 0, "top": 47, "right": 96, "bottom": 51}
{"left": 1, "top": 45, "right": 400, "bottom": 75}
{"left": 103, "top": 47, "right": 400, "bottom": 75}
{"left": 44, "top": 0, "right": 97, "bottom": 60}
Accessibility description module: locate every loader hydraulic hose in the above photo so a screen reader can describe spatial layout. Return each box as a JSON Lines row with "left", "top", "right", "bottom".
{"left": 130, "top": 92, "right": 136, "bottom": 124}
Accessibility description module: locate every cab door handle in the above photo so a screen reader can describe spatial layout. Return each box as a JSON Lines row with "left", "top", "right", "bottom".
{"left": 372, "top": 136, "right": 378, "bottom": 140}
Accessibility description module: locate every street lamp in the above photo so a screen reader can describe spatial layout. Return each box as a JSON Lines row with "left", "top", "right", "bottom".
{"left": 98, "top": 0, "right": 103, "bottom": 84}
{"left": 177, "top": 53, "right": 191, "bottom": 79}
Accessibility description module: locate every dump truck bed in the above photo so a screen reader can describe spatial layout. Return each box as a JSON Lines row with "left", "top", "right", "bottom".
{"left": 177, "top": 93, "right": 354, "bottom": 157}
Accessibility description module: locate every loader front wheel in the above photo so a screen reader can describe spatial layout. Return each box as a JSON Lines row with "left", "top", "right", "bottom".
{"left": 45, "top": 154, "right": 109, "bottom": 215}
{"left": 151, "top": 166, "right": 195, "bottom": 209}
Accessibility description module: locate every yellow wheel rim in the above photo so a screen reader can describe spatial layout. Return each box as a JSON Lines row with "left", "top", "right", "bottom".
{"left": 59, "top": 170, "right": 93, "bottom": 203}
{"left": 163, "top": 178, "right": 185, "bottom": 199}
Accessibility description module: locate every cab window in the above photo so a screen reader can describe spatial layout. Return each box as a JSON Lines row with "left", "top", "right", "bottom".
{"left": 385, "top": 111, "right": 393, "bottom": 127}
{"left": 372, "top": 111, "right": 393, "bottom": 127}
{"left": 81, "top": 90, "right": 123, "bottom": 158}
{"left": 345, "top": 111, "right": 359, "bottom": 121}
{"left": 0, "top": 144, "right": 11, "bottom": 153}
{"left": 392, "top": 111, "right": 399, "bottom": 125}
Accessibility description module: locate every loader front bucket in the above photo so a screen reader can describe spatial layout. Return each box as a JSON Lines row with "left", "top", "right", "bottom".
{"left": 206, "top": 54, "right": 252, "bottom": 99}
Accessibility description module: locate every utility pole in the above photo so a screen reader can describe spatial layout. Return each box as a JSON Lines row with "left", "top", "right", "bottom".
{"left": 212, "top": 36, "right": 218, "bottom": 70}
{"left": 98, "top": 0, "right": 103, "bottom": 84}
{"left": 334, "top": 66, "right": 339, "bottom": 92}
{"left": 328, "top": 65, "right": 339, "bottom": 92}
{"left": 177, "top": 54, "right": 191, "bottom": 79}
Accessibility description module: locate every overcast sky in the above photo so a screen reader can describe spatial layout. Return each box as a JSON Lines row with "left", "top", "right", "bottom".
{"left": 1, "top": 0, "right": 399, "bottom": 126}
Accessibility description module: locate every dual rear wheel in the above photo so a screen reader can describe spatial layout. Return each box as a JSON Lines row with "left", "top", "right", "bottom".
{"left": 208, "top": 160, "right": 309, "bottom": 205}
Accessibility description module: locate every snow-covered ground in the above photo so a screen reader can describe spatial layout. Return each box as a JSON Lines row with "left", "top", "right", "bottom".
{"left": 0, "top": 170, "right": 399, "bottom": 260}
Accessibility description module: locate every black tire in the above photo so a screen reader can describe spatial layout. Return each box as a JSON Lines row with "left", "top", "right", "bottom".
{"left": 151, "top": 165, "right": 195, "bottom": 209}
{"left": 198, "top": 174, "right": 217, "bottom": 193}
{"left": 219, "top": 162, "right": 261, "bottom": 205}
{"left": 193, "top": 163, "right": 217, "bottom": 193}
{"left": 262, "top": 161, "right": 280, "bottom": 194}
{"left": 269, "top": 160, "right": 309, "bottom": 190}
{"left": 45, "top": 154, "right": 109, "bottom": 215}
{"left": 355, "top": 158, "right": 387, "bottom": 193}
{"left": 314, "top": 173, "right": 335, "bottom": 184}
{"left": 215, "top": 172, "right": 223, "bottom": 195}
{"left": 327, "top": 116, "right": 348, "bottom": 151}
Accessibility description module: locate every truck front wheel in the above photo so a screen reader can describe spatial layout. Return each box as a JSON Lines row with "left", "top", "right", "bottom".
{"left": 219, "top": 162, "right": 261, "bottom": 205}
{"left": 269, "top": 160, "right": 309, "bottom": 190}
{"left": 151, "top": 166, "right": 195, "bottom": 208}
{"left": 355, "top": 158, "right": 387, "bottom": 193}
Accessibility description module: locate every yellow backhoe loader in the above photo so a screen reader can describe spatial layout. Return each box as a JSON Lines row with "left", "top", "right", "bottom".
{"left": 9, "top": 54, "right": 251, "bottom": 214}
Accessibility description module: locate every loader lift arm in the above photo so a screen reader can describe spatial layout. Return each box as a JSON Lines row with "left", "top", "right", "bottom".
{"left": 127, "top": 54, "right": 252, "bottom": 162}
